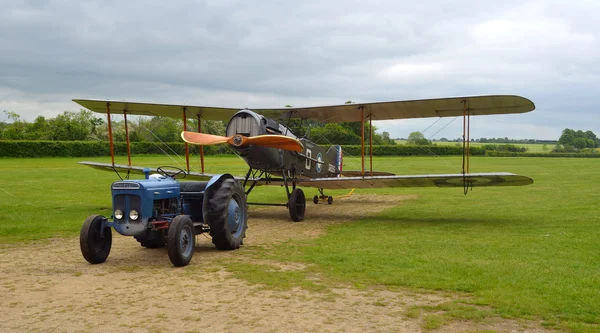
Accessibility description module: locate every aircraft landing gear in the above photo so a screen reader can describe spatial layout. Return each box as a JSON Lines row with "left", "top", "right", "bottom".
{"left": 288, "top": 188, "right": 306, "bottom": 222}
{"left": 313, "top": 189, "right": 333, "bottom": 205}
{"left": 313, "top": 195, "right": 333, "bottom": 204}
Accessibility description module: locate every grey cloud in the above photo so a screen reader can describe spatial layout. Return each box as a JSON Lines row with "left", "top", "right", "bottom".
{"left": 0, "top": 0, "right": 599, "bottom": 139}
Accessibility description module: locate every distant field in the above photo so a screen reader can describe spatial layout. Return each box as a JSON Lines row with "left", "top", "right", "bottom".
{"left": 394, "top": 140, "right": 551, "bottom": 153}
{"left": 1, "top": 155, "right": 598, "bottom": 332}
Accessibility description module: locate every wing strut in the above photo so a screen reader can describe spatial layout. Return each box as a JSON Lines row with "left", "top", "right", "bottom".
{"left": 369, "top": 110, "right": 373, "bottom": 176}
{"left": 182, "top": 107, "right": 190, "bottom": 173}
{"left": 360, "top": 106, "right": 365, "bottom": 175}
{"left": 105, "top": 102, "right": 130, "bottom": 180}
{"left": 358, "top": 105, "right": 375, "bottom": 176}
{"left": 123, "top": 110, "right": 132, "bottom": 167}
{"left": 197, "top": 114, "right": 205, "bottom": 173}
{"left": 461, "top": 99, "right": 472, "bottom": 194}
{"left": 106, "top": 102, "right": 115, "bottom": 166}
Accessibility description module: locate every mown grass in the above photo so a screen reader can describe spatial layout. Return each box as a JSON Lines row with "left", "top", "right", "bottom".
{"left": 0, "top": 155, "right": 249, "bottom": 242}
{"left": 1, "top": 155, "right": 598, "bottom": 332}
{"left": 395, "top": 140, "right": 550, "bottom": 153}
{"left": 257, "top": 156, "right": 600, "bottom": 332}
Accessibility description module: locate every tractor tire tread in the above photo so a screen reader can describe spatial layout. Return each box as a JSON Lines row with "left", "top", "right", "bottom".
{"left": 208, "top": 179, "right": 247, "bottom": 250}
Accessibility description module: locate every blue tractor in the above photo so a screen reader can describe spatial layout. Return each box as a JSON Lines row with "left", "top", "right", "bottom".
{"left": 80, "top": 167, "right": 248, "bottom": 267}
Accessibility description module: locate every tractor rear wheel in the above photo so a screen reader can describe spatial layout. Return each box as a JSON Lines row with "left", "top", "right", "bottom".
{"left": 207, "top": 179, "right": 248, "bottom": 250}
{"left": 80, "top": 215, "right": 112, "bottom": 264}
{"left": 288, "top": 188, "right": 306, "bottom": 222}
{"left": 167, "top": 215, "right": 195, "bottom": 267}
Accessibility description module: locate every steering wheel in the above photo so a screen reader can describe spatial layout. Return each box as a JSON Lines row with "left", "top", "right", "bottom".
{"left": 156, "top": 166, "right": 187, "bottom": 179}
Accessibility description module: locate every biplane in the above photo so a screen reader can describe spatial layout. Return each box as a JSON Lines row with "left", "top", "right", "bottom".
{"left": 74, "top": 95, "right": 534, "bottom": 223}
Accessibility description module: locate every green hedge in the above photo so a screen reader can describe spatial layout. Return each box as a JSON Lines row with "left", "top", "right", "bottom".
{"left": 0, "top": 140, "right": 233, "bottom": 158}
{"left": 1, "top": 141, "right": 487, "bottom": 158}
{"left": 339, "top": 145, "right": 486, "bottom": 156}
{"left": 5, "top": 140, "right": 596, "bottom": 158}
{"left": 486, "top": 151, "right": 600, "bottom": 158}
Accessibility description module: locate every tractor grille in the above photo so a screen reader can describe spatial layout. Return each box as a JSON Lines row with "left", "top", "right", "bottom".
{"left": 112, "top": 182, "right": 140, "bottom": 190}
{"left": 113, "top": 194, "right": 142, "bottom": 223}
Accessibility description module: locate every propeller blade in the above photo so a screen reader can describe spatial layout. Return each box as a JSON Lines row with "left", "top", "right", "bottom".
{"left": 181, "top": 132, "right": 231, "bottom": 145}
{"left": 227, "top": 134, "right": 304, "bottom": 152}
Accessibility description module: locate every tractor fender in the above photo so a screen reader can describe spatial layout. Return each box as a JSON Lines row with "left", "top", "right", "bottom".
{"left": 202, "top": 174, "right": 236, "bottom": 223}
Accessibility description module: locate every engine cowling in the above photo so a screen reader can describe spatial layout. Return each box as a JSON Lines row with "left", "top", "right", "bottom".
{"left": 225, "top": 110, "right": 298, "bottom": 170}
{"left": 226, "top": 110, "right": 297, "bottom": 139}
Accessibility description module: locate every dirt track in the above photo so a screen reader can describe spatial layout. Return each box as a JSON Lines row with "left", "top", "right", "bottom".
{"left": 0, "top": 194, "right": 552, "bottom": 332}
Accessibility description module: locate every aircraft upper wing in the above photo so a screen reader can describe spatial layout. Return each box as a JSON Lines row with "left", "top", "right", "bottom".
{"left": 253, "top": 173, "right": 533, "bottom": 189}
{"left": 253, "top": 95, "right": 535, "bottom": 122}
{"left": 73, "top": 95, "right": 534, "bottom": 123}
{"left": 73, "top": 99, "right": 241, "bottom": 122}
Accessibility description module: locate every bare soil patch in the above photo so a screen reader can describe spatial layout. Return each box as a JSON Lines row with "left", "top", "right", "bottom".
{"left": 0, "top": 194, "right": 554, "bottom": 332}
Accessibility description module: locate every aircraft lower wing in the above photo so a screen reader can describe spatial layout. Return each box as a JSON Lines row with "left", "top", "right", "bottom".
{"left": 340, "top": 171, "right": 396, "bottom": 177}
{"left": 79, "top": 161, "right": 245, "bottom": 181}
{"left": 81, "top": 162, "right": 532, "bottom": 190}
{"left": 254, "top": 173, "right": 533, "bottom": 189}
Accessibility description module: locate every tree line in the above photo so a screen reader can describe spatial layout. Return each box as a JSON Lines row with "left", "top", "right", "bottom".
{"left": 0, "top": 110, "right": 396, "bottom": 145}
{"left": 2, "top": 110, "right": 596, "bottom": 152}
{"left": 555, "top": 128, "right": 599, "bottom": 152}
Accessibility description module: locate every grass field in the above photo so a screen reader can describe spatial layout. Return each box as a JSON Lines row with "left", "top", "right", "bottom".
{"left": 395, "top": 140, "right": 551, "bottom": 153}
{"left": 1, "top": 155, "right": 598, "bottom": 332}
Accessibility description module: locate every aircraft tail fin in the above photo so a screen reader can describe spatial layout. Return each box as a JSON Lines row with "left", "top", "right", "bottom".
{"left": 326, "top": 145, "right": 343, "bottom": 176}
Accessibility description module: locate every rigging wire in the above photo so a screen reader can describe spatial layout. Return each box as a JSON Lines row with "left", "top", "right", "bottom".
{"left": 379, "top": 116, "right": 461, "bottom": 173}
{"left": 137, "top": 123, "right": 187, "bottom": 170}
{"left": 309, "top": 127, "right": 362, "bottom": 172}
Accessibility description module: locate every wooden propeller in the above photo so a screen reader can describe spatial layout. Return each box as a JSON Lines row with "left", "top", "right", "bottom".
{"left": 181, "top": 132, "right": 304, "bottom": 152}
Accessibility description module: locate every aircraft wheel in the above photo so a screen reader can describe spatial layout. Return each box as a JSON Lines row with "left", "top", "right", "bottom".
{"left": 207, "top": 179, "right": 248, "bottom": 250}
{"left": 167, "top": 215, "right": 195, "bottom": 267}
{"left": 288, "top": 188, "right": 306, "bottom": 222}
{"left": 80, "top": 215, "right": 112, "bottom": 264}
{"left": 328, "top": 196, "right": 333, "bottom": 205}
{"left": 313, "top": 195, "right": 319, "bottom": 204}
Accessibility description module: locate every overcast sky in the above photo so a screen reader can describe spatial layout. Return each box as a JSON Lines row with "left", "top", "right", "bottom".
{"left": 1, "top": 0, "right": 598, "bottom": 140}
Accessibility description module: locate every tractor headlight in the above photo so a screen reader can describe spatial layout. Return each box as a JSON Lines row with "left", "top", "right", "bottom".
{"left": 114, "top": 209, "right": 124, "bottom": 220}
{"left": 129, "top": 209, "right": 139, "bottom": 221}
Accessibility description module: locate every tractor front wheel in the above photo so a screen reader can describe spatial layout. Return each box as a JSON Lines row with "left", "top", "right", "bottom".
{"left": 80, "top": 215, "right": 112, "bottom": 264}
{"left": 288, "top": 188, "right": 306, "bottom": 222}
{"left": 167, "top": 215, "right": 195, "bottom": 267}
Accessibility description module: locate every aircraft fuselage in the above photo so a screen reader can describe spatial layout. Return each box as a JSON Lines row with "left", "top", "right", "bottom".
{"left": 225, "top": 110, "right": 341, "bottom": 179}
